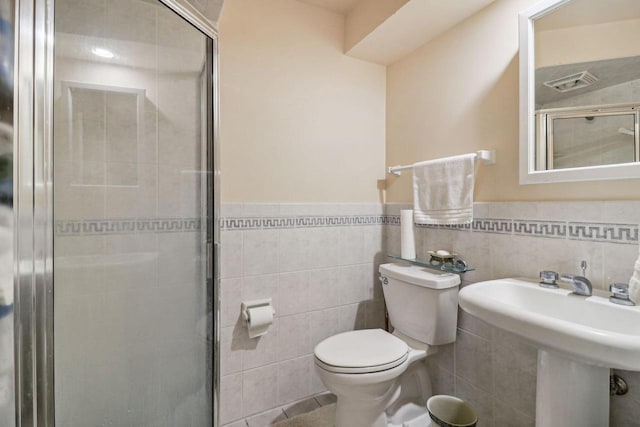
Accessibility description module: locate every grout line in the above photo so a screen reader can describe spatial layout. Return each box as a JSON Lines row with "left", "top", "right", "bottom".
{"left": 457, "top": 327, "right": 491, "bottom": 342}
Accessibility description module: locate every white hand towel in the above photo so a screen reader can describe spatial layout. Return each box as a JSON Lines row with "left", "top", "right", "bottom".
{"left": 629, "top": 244, "right": 640, "bottom": 304}
{"left": 412, "top": 153, "right": 476, "bottom": 225}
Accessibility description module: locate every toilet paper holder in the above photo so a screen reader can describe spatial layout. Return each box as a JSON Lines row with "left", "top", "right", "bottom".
{"left": 241, "top": 298, "right": 276, "bottom": 324}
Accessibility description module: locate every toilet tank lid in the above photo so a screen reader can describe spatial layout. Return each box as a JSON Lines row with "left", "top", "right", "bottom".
{"left": 379, "top": 263, "right": 460, "bottom": 289}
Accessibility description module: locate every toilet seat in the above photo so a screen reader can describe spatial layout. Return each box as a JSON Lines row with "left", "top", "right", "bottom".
{"left": 314, "top": 329, "right": 409, "bottom": 374}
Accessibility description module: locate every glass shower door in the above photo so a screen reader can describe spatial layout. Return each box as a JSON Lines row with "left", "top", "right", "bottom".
{"left": 0, "top": 1, "right": 13, "bottom": 426}
{"left": 52, "top": 0, "right": 214, "bottom": 425}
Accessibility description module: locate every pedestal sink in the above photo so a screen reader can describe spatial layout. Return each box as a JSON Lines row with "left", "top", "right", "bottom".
{"left": 458, "top": 278, "right": 640, "bottom": 427}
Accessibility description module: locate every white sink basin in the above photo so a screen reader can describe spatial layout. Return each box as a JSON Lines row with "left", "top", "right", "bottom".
{"left": 458, "top": 278, "right": 640, "bottom": 370}
{"left": 459, "top": 278, "right": 640, "bottom": 427}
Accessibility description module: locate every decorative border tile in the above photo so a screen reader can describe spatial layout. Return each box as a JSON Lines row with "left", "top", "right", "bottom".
{"left": 472, "top": 219, "right": 512, "bottom": 234}
{"left": 513, "top": 220, "right": 566, "bottom": 239}
{"left": 567, "top": 222, "right": 638, "bottom": 244}
{"left": 389, "top": 215, "right": 471, "bottom": 230}
{"left": 414, "top": 222, "right": 473, "bottom": 230}
{"left": 445, "top": 223, "right": 473, "bottom": 230}
{"left": 382, "top": 215, "right": 400, "bottom": 226}
{"left": 56, "top": 218, "right": 202, "bottom": 236}
{"left": 222, "top": 217, "right": 262, "bottom": 230}
{"left": 220, "top": 213, "right": 638, "bottom": 244}
{"left": 383, "top": 216, "right": 637, "bottom": 245}
{"left": 220, "top": 215, "right": 387, "bottom": 230}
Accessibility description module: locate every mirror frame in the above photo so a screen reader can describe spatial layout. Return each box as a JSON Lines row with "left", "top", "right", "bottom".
{"left": 518, "top": 0, "right": 640, "bottom": 184}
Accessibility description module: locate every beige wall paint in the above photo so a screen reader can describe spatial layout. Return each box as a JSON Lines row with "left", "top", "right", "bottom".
{"left": 219, "top": 0, "right": 386, "bottom": 203}
{"left": 536, "top": 18, "right": 640, "bottom": 67}
{"left": 386, "top": 0, "right": 640, "bottom": 203}
{"left": 344, "top": 0, "right": 408, "bottom": 52}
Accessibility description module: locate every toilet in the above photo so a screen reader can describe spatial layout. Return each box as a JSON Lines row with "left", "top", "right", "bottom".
{"left": 313, "top": 262, "right": 460, "bottom": 427}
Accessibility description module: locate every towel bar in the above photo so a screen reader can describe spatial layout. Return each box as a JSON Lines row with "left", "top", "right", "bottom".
{"left": 387, "top": 150, "right": 496, "bottom": 176}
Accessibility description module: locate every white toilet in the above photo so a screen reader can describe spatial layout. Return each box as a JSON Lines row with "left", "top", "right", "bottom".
{"left": 313, "top": 262, "right": 460, "bottom": 427}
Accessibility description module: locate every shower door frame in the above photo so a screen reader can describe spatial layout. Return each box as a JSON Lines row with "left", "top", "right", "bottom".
{"left": 13, "top": 0, "right": 220, "bottom": 426}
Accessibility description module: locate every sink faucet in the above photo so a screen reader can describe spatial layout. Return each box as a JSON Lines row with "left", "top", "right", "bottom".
{"left": 560, "top": 274, "right": 592, "bottom": 296}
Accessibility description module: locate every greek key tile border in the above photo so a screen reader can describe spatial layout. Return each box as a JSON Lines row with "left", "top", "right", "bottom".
{"left": 56, "top": 218, "right": 202, "bottom": 236}
{"left": 567, "top": 222, "right": 639, "bottom": 244}
{"left": 473, "top": 218, "right": 512, "bottom": 234}
{"left": 384, "top": 216, "right": 638, "bottom": 245}
{"left": 415, "top": 222, "right": 472, "bottom": 231}
{"left": 513, "top": 220, "right": 566, "bottom": 239}
{"left": 54, "top": 208, "right": 639, "bottom": 244}
{"left": 221, "top": 215, "right": 390, "bottom": 230}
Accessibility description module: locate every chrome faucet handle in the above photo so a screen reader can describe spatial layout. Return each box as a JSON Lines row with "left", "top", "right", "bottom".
{"left": 609, "top": 283, "right": 635, "bottom": 306}
{"left": 539, "top": 271, "right": 559, "bottom": 288}
{"left": 560, "top": 274, "right": 593, "bottom": 296}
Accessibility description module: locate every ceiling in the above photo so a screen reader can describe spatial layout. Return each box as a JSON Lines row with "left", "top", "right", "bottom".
{"left": 536, "top": 55, "right": 640, "bottom": 106}
{"left": 536, "top": 0, "right": 640, "bottom": 31}
{"left": 296, "top": 0, "right": 360, "bottom": 14}
{"left": 296, "top": 0, "right": 498, "bottom": 65}
{"left": 347, "top": 0, "right": 496, "bottom": 65}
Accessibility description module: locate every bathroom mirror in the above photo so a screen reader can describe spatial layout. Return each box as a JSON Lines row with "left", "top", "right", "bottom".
{"left": 519, "top": 0, "right": 640, "bottom": 183}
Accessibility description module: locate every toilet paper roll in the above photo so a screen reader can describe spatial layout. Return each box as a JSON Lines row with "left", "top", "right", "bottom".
{"left": 246, "top": 305, "right": 274, "bottom": 338}
{"left": 401, "top": 209, "right": 416, "bottom": 260}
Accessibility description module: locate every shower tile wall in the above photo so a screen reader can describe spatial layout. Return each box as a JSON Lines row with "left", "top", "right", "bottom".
{"left": 54, "top": 1, "right": 211, "bottom": 425}
{"left": 541, "top": 78, "right": 640, "bottom": 169}
{"left": 543, "top": 78, "right": 640, "bottom": 110}
{"left": 385, "top": 201, "right": 640, "bottom": 427}
{"left": 219, "top": 203, "right": 387, "bottom": 426}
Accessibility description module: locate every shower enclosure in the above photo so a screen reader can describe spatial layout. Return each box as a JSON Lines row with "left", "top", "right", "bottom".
{"left": 8, "top": 0, "right": 220, "bottom": 425}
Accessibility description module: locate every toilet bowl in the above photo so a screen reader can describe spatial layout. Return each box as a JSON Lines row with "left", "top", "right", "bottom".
{"left": 313, "top": 263, "right": 461, "bottom": 427}
{"left": 314, "top": 329, "right": 433, "bottom": 427}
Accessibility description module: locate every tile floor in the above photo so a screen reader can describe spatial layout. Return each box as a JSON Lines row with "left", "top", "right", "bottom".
{"left": 223, "top": 393, "right": 337, "bottom": 427}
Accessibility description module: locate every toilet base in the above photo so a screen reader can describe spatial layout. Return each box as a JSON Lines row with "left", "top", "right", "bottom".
{"left": 335, "top": 394, "right": 392, "bottom": 427}
{"left": 387, "top": 402, "right": 431, "bottom": 427}
{"left": 320, "top": 357, "right": 434, "bottom": 427}
{"left": 389, "top": 412, "right": 432, "bottom": 427}
{"left": 333, "top": 395, "right": 433, "bottom": 427}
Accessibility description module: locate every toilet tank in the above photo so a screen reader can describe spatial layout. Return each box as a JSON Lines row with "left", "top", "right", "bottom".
{"left": 379, "top": 263, "right": 460, "bottom": 345}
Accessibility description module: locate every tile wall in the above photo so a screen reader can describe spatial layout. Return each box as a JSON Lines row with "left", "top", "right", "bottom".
{"left": 542, "top": 78, "right": 640, "bottom": 169}
{"left": 220, "top": 200, "right": 640, "bottom": 427}
{"left": 386, "top": 201, "right": 640, "bottom": 427}
{"left": 219, "top": 203, "right": 387, "bottom": 426}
